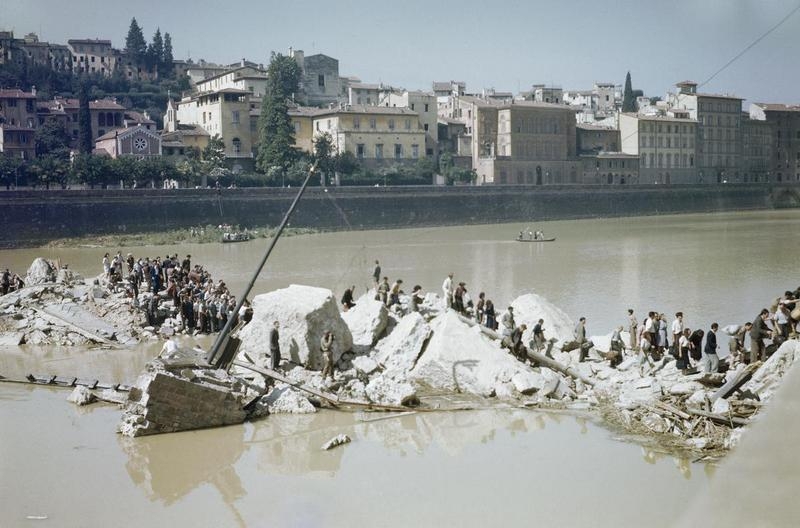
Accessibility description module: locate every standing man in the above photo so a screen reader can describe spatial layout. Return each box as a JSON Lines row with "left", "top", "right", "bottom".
{"left": 729, "top": 322, "right": 752, "bottom": 366}
{"left": 388, "top": 279, "right": 403, "bottom": 308}
{"left": 442, "top": 272, "right": 454, "bottom": 310}
{"left": 1, "top": 268, "right": 10, "bottom": 295}
{"left": 574, "top": 317, "right": 590, "bottom": 362}
{"left": 703, "top": 322, "right": 719, "bottom": 374}
{"left": 377, "top": 276, "right": 390, "bottom": 305}
{"left": 627, "top": 309, "right": 638, "bottom": 350}
{"left": 500, "top": 306, "right": 515, "bottom": 339}
{"left": 269, "top": 321, "right": 281, "bottom": 371}
{"left": 531, "top": 318, "right": 546, "bottom": 354}
{"left": 672, "top": 312, "right": 684, "bottom": 354}
{"left": 320, "top": 330, "right": 335, "bottom": 382}
{"left": 750, "top": 309, "right": 772, "bottom": 363}
{"left": 372, "top": 260, "right": 381, "bottom": 287}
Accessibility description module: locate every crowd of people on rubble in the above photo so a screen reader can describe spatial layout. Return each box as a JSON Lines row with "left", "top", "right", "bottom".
{"left": 339, "top": 259, "right": 800, "bottom": 377}
{"left": 101, "top": 251, "right": 252, "bottom": 335}
{"left": 0, "top": 268, "right": 25, "bottom": 295}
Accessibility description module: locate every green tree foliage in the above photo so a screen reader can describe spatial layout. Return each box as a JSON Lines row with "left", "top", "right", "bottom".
{"left": 0, "top": 154, "right": 23, "bottom": 189}
{"left": 70, "top": 153, "right": 107, "bottom": 188}
{"left": 77, "top": 81, "right": 93, "bottom": 154}
{"left": 147, "top": 28, "right": 164, "bottom": 70}
{"left": 266, "top": 52, "right": 301, "bottom": 99}
{"left": 34, "top": 119, "right": 71, "bottom": 157}
{"left": 256, "top": 94, "right": 296, "bottom": 176}
{"left": 125, "top": 18, "right": 148, "bottom": 62}
{"left": 622, "top": 71, "right": 636, "bottom": 113}
{"left": 312, "top": 132, "right": 335, "bottom": 185}
{"left": 256, "top": 53, "right": 302, "bottom": 176}
{"left": 202, "top": 135, "right": 227, "bottom": 174}
{"left": 334, "top": 151, "right": 358, "bottom": 177}
{"left": 162, "top": 33, "right": 174, "bottom": 78}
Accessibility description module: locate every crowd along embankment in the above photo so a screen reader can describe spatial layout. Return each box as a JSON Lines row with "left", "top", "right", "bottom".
{"left": 2, "top": 183, "right": 800, "bottom": 248}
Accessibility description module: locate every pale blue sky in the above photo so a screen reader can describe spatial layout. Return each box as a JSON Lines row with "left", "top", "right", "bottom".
{"left": 5, "top": 0, "right": 800, "bottom": 104}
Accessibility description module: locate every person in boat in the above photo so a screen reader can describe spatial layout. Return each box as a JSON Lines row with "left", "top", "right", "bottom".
{"left": 518, "top": 231, "right": 524, "bottom": 241}
{"left": 528, "top": 230, "right": 534, "bottom": 240}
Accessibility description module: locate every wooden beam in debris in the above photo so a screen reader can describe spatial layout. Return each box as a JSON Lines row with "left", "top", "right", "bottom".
{"left": 711, "top": 362, "right": 761, "bottom": 403}
{"left": 0, "top": 373, "right": 129, "bottom": 391}
{"left": 232, "top": 360, "right": 341, "bottom": 406}
{"left": 454, "top": 313, "right": 595, "bottom": 387}
{"left": 686, "top": 407, "right": 749, "bottom": 428}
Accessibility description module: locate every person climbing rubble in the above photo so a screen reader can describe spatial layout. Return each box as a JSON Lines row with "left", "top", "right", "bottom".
{"left": 500, "top": 306, "right": 515, "bottom": 339}
{"left": 321, "top": 330, "right": 335, "bottom": 382}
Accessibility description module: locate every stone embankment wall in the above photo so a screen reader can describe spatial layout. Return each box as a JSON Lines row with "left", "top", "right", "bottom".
{"left": 2, "top": 183, "right": 799, "bottom": 247}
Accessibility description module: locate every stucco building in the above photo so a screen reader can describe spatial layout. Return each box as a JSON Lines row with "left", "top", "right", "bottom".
{"left": 620, "top": 112, "right": 698, "bottom": 184}
{"left": 68, "top": 38, "right": 115, "bottom": 75}
{"left": 580, "top": 153, "right": 639, "bottom": 185}
{"left": 176, "top": 88, "right": 252, "bottom": 159}
{"left": 95, "top": 125, "right": 162, "bottom": 158}
{"left": 668, "top": 81, "right": 743, "bottom": 183}
{"left": 291, "top": 49, "right": 341, "bottom": 107}
{"left": 0, "top": 88, "right": 37, "bottom": 159}
{"left": 577, "top": 123, "right": 620, "bottom": 154}
{"left": 749, "top": 103, "right": 800, "bottom": 183}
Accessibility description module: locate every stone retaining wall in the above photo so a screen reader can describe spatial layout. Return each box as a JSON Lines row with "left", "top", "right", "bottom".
{"left": 2, "top": 183, "right": 799, "bottom": 247}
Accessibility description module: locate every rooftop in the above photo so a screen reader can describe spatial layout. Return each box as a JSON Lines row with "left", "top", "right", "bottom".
{"left": 621, "top": 112, "right": 697, "bottom": 123}
{"left": 68, "top": 38, "right": 112, "bottom": 46}
{"left": 0, "top": 89, "right": 36, "bottom": 99}
{"left": 315, "top": 104, "right": 419, "bottom": 117}
{"left": 752, "top": 102, "right": 800, "bottom": 112}
{"left": 56, "top": 97, "right": 126, "bottom": 111}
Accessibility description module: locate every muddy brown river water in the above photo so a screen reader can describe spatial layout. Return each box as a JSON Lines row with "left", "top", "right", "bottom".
{"left": 1, "top": 210, "right": 799, "bottom": 527}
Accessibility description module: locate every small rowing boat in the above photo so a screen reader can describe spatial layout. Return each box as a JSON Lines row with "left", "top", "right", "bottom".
{"left": 515, "top": 237, "right": 556, "bottom": 242}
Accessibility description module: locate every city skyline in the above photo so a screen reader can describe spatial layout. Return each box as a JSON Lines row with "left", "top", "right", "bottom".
{"left": 4, "top": 0, "right": 800, "bottom": 105}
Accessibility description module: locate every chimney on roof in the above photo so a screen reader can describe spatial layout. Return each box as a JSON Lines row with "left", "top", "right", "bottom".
{"left": 241, "top": 58, "right": 246, "bottom": 67}
{"left": 31, "top": 85, "right": 36, "bottom": 97}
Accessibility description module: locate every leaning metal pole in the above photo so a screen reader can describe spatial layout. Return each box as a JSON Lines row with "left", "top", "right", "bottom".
{"left": 205, "top": 164, "right": 318, "bottom": 368}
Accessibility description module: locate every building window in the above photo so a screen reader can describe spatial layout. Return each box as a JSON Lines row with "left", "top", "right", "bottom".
{"left": 232, "top": 111, "right": 240, "bottom": 124}
{"left": 353, "top": 117, "right": 360, "bottom": 129}
{"left": 232, "top": 138, "right": 241, "bottom": 154}
{"left": 369, "top": 118, "right": 376, "bottom": 129}
{"left": 424, "top": 103, "right": 429, "bottom": 112}
{"left": 423, "top": 123, "right": 429, "bottom": 131}
{"left": 388, "top": 119, "right": 395, "bottom": 130}
{"left": 375, "top": 144, "right": 383, "bottom": 159}
{"left": 318, "top": 74, "right": 325, "bottom": 87}
{"left": 404, "top": 119, "right": 411, "bottom": 130}
{"left": 294, "top": 122, "right": 301, "bottom": 133}
{"left": 394, "top": 144, "right": 402, "bottom": 159}
{"left": 357, "top": 143, "right": 365, "bottom": 159}
{"left": 411, "top": 103, "right": 415, "bottom": 111}
{"left": 412, "top": 144, "right": 419, "bottom": 158}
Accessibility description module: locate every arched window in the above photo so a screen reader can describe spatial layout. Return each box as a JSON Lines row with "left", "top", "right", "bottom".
{"left": 232, "top": 138, "right": 241, "bottom": 155}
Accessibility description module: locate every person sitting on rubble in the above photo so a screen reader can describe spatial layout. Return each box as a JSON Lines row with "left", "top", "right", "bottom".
{"left": 409, "top": 285, "right": 424, "bottom": 313}
{"left": 341, "top": 285, "right": 356, "bottom": 311}
{"left": 13, "top": 274, "right": 24, "bottom": 291}
{"left": 506, "top": 324, "right": 528, "bottom": 362}
{"left": 608, "top": 326, "right": 625, "bottom": 368}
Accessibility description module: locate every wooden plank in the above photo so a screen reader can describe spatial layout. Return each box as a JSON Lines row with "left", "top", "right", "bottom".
{"left": 711, "top": 363, "right": 760, "bottom": 403}
{"left": 232, "top": 360, "right": 340, "bottom": 406}
{"left": 686, "top": 407, "right": 749, "bottom": 428}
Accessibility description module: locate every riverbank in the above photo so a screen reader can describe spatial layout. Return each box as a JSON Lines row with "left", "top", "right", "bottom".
{"left": 3, "top": 183, "right": 799, "bottom": 248}
{"left": 44, "top": 225, "right": 318, "bottom": 248}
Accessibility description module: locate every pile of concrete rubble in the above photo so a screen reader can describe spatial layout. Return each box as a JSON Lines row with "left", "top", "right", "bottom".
{"left": 229, "top": 284, "right": 798, "bottom": 455}
{"left": 0, "top": 258, "right": 148, "bottom": 346}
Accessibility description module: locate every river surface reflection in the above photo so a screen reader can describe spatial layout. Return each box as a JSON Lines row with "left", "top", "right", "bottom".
{"left": 2, "top": 210, "right": 799, "bottom": 526}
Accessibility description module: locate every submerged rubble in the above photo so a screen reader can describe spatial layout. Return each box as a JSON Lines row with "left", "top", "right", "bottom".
{"left": 0, "top": 258, "right": 145, "bottom": 346}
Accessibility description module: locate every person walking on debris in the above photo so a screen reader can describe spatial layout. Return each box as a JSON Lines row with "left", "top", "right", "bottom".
{"left": 657, "top": 313, "right": 669, "bottom": 356}
{"left": 475, "top": 292, "right": 486, "bottom": 324}
{"left": 269, "top": 321, "right": 281, "bottom": 371}
{"left": 507, "top": 324, "right": 528, "bottom": 361}
{"left": 442, "top": 272, "right": 454, "bottom": 309}
{"left": 677, "top": 328, "right": 692, "bottom": 374}
{"left": 627, "top": 309, "right": 638, "bottom": 350}
{"left": 321, "top": 330, "right": 335, "bottom": 382}
{"left": 671, "top": 312, "right": 684, "bottom": 354}
{"left": 1, "top": 268, "right": 10, "bottom": 295}
{"left": 484, "top": 300, "right": 497, "bottom": 330}
{"left": 453, "top": 282, "right": 466, "bottom": 314}
{"left": 388, "top": 279, "right": 403, "bottom": 308}
{"left": 689, "top": 329, "right": 704, "bottom": 364}
{"left": 500, "top": 306, "right": 515, "bottom": 339}
{"left": 377, "top": 277, "right": 390, "bottom": 305}
{"left": 531, "top": 318, "right": 546, "bottom": 354}
{"left": 574, "top": 317, "right": 591, "bottom": 362}
{"left": 750, "top": 309, "right": 772, "bottom": 363}
{"left": 703, "top": 323, "right": 720, "bottom": 374}
{"left": 728, "top": 322, "right": 752, "bottom": 365}
{"left": 341, "top": 285, "right": 356, "bottom": 311}
{"left": 409, "top": 285, "right": 424, "bottom": 312}
{"left": 372, "top": 260, "right": 381, "bottom": 287}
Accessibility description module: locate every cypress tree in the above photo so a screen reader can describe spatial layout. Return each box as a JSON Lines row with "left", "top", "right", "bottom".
{"left": 256, "top": 53, "right": 302, "bottom": 175}
{"left": 162, "top": 33, "right": 174, "bottom": 77}
{"left": 622, "top": 71, "right": 636, "bottom": 113}
{"left": 125, "top": 18, "right": 147, "bottom": 62}
{"left": 77, "top": 81, "right": 93, "bottom": 154}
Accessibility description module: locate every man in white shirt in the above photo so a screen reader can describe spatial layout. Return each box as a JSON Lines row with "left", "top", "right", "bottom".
{"left": 441, "top": 272, "right": 454, "bottom": 310}
{"left": 671, "top": 312, "right": 684, "bottom": 352}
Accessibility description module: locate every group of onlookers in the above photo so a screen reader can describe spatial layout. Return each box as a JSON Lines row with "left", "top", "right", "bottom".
{"left": 0, "top": 268, "right": 25, "bottom": 295}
